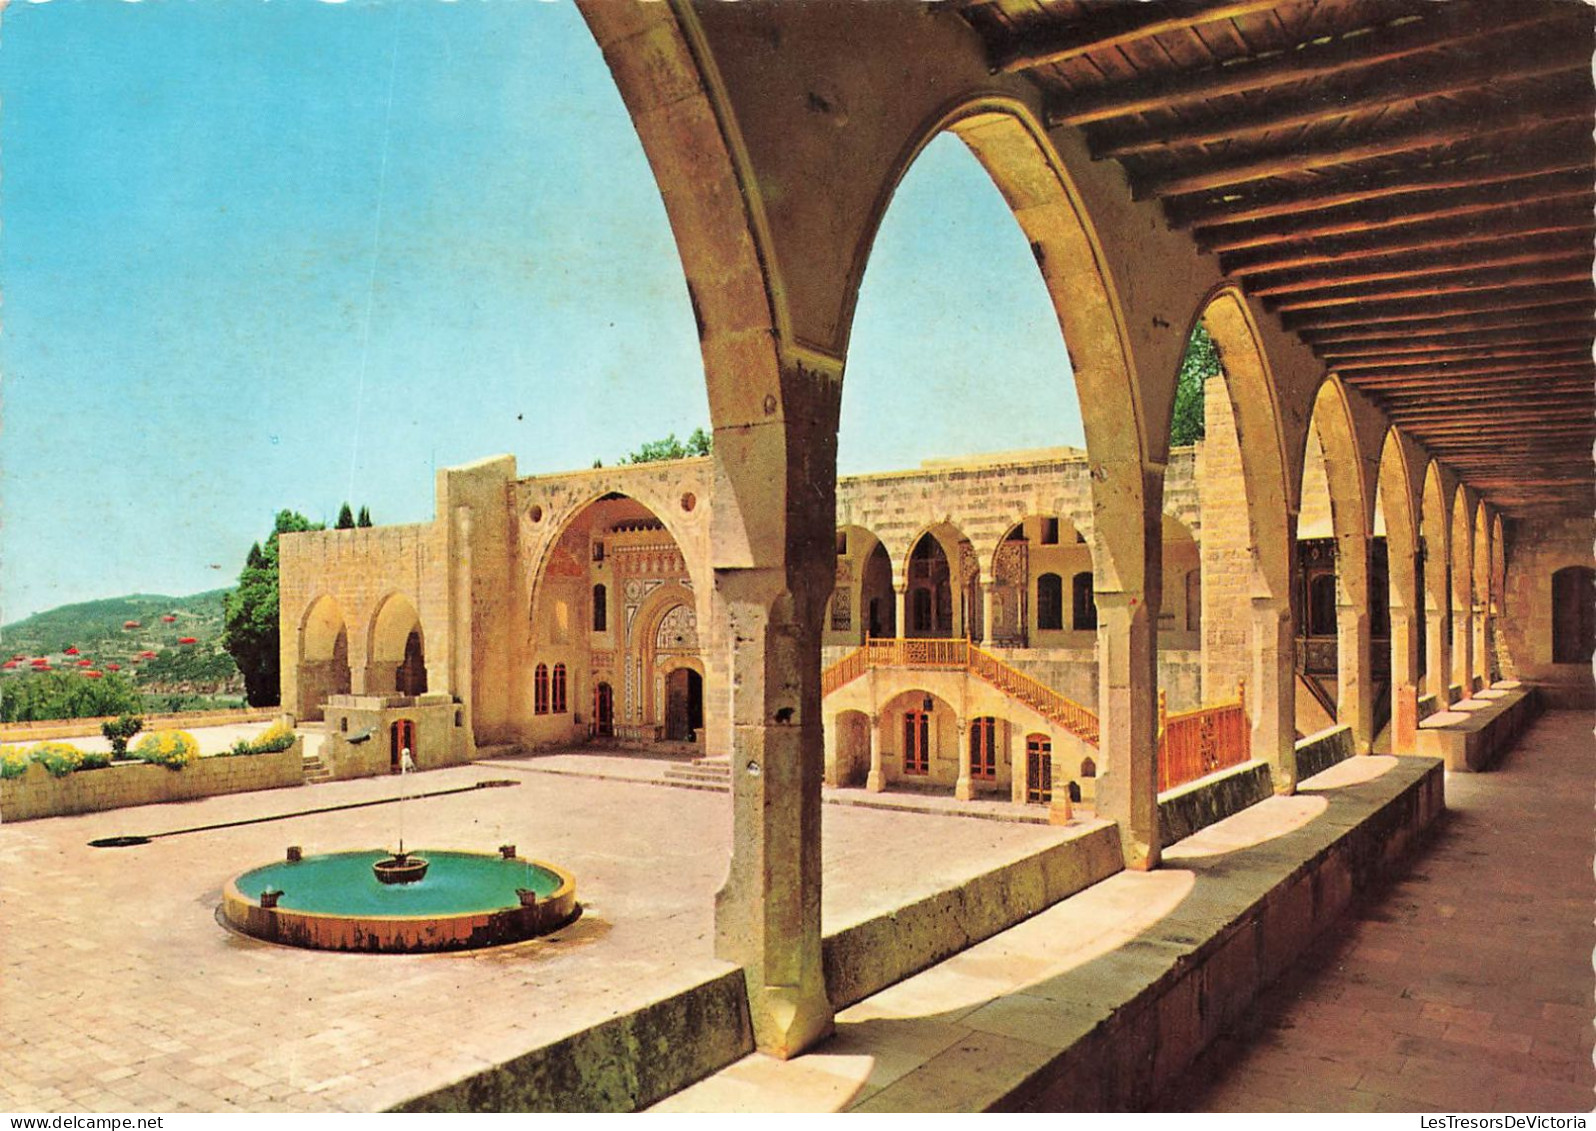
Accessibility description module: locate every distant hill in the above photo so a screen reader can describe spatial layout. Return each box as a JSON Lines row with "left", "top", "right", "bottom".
{"left": 1, "top": 590, "right": 244, "bottom": 698}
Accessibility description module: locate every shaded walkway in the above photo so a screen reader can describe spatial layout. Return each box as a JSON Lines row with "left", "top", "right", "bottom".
{"left": 1165, "top": 709, "right": 1594, "bottom": 1113}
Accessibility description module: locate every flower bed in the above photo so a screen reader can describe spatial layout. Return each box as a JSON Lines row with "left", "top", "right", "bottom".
{"left": 0, "top": 731, "right": 305, "bottom": 822}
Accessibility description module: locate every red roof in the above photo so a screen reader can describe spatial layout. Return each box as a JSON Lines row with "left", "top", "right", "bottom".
{"left": 76, "top": 659, "right": 93, "bottom": 667}
{"left": 63, "top": 646, "right": 79, "bottom": 655}
{"left": 123, "top": 620, "right": 141, "bottom": 629}
{"left": 2, "top": 661, "right": 17, "bottom": 669}
{"left": 161, "top": 615, "right": 177, "bottom": 623}
{"left": 178, "top": 637, "right": 197, "bottom": 645}
{"left": 83, "top": 671, "right": 102, "bottom": 679}
{"left": 106, "top": 663, "right": 122, "bottom": 671}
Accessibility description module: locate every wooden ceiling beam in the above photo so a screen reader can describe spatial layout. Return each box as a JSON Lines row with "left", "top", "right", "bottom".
{"left": 1173, "top": 156, "right": 1589, "bottom": 232}
{"left": 993, "top": 0, "right": 1282, "bottom": 74}
{"left": 1333, "top": 346, "right": 1593, "bottom": 370}
{"left": 1225, "top": 214, "right": 1591, "bottom": 278}
{"left": 1137, "top": 101, "right": 1592, "bottom": 200}
{"left": 1046, "top": 8, "right": 1547, "bottom": 126}
{"left": 1344, "top": 361, "right": 1592, "bottom": 385}
{"left": 1300, "top": 304, "right": 1596, "bottom": 343}
{"left": 1250, "top": 246, "right": 1589, "bottom": 301}
{"left": 1282, "top": 285, "right": 1595, "bottom": 331}
{"left": 1199, "top": 183, "right": 1592, "bottom": 254}
{"left": 1096, "top": 51, "right": 1583, "bottom": 160}
{"left": 1270, "top": 263, "right": 1593, "bottom": 314}
{"left": 1320, "top": 336, "right": 1594, "bottom": 362}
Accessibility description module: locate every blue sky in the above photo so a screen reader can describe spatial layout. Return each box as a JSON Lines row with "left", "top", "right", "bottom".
{"left": 1, "top": 0, "right": 1082, "bottom": 622}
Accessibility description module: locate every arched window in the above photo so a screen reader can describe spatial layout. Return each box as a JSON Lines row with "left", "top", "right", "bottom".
{"left": 534, "top": 663, "right": 549, "bottom": 715}
{"left": 1079, "top": 756, "right": 1096, "bottom": 779}
{"left": 1552, "top": 566, "right": 1595, "bottom": 663}
{"left": 592, "top": 584, "right": 608, "bottom": 633}
{"left": 1037, "top": 573, "right": 1063, "bottom": 631}
{"left": 911, "top": 588, "right": 934, "bottom": 634}
{"left": 1071, "top": 571, "right": 1096, "bottom": 631}
{"left": 969, "top": 717, "right": 996, "bottom": 780}
{"left": 551, "top": 663, "right": 568, "bottom": 714}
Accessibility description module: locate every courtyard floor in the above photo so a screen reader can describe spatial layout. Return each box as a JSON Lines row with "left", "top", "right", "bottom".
{"left": 0, "top": 756, "right": 1071, "bottom": 1112}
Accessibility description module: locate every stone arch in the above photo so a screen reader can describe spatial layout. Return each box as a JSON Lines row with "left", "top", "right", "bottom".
{"left": 524, "top": 481, "right": 710, "bottom": 604}
{"left": 1301, "top": 378, "right": 1373, "bottom": 749}
{"left": 366, "top": 592, "right": 427, "bottom": 698}
{"left": 1193, "top": 286, "right": 1295, "bottom": 788}
{"left": 829, "top": 524, "right": 893, "bottom": 644}
{"left": 1420, "top": 460, "right": 1453, "bottom": 702}
{"left": 1473, "top": 501, "right": 1493, "bottom": 686}
{"left": 297, "top": 595, "right": 351, "bottom": 722}
{"left": 1376, "top": 428, "right": 1422, "bottom": 751}
{"left": 830, "top": 709, "right": 872, "bottom": 789}
{"left": 1449, "top": 483, "right": 1477, "bottom": 693}
{"left": 877, "top": 687, "right": 961, "bottom": 791}
{"left": 900, "top": 522, "right": 976, "bottom": 639}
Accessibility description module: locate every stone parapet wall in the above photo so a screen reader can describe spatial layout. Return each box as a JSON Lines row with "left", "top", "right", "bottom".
{"left": 1158, "top": 760, "right": 1273, "bottom": 846}
{"left": 0, "top": 740, "right": 303, "bottom": 822}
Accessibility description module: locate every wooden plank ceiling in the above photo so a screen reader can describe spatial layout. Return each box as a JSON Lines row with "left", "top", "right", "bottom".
{"left": 959, "top": 0, "right": 1595, "bottom": 516}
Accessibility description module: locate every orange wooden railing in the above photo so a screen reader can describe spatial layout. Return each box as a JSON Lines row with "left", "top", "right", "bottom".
{"left": 822, "top": 637, "right": 1099, "bottom": 747}
{"left": 1157, "top": 680, "right": 1250, "bottom": 793}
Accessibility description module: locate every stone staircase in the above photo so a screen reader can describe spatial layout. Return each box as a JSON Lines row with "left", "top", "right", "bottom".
{"left": 662, "top": 756, "right": 731, "bottom": 792}
{"left": 302, "top": 749, "right": 333, "bottom": 784}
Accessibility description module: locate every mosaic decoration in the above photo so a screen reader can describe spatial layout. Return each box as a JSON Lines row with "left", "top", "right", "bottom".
{"left": 656, "top": 604, "right": 698, "bottom": 651}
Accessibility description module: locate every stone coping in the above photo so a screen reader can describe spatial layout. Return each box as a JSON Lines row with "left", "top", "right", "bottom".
{"left": 654, "top": 753, "right": 1443, "bottom": 1113}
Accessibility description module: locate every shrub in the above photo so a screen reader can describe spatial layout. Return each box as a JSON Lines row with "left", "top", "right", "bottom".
{"left": 31, "top": 742, "right": 84, "bottom": 778}
{"left": 0, "top": 746, "right": 31, "bottom": 780}
{"left": 249, "top": 720, "right": 296, "bottom": 754}
{"left": 78, "top": 749, "right": 112, "bottom": 771}
{"left": 101, "top": 714, "right": 145, "bottom": 759}
{"left": 131, "top": 730, "right": 199, "bottom": 770}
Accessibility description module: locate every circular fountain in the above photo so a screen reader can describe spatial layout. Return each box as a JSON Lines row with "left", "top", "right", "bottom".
{"left": 220, "top": 848, "right": 578, "bottom": 952}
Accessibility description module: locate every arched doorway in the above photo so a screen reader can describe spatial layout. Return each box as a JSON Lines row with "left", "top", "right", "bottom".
{"left": 369, "top": 593, "right": 426, "bottom": 698}
{"left": 298, "top": 595, "right": 351, "bottom": 722}
{"left": 592, "top": 681, "right": 614, "bottom": 738}
{"left": 390, "top": 718, "right": 415, "bottom": 774}
{"left": 665, "top": 667, "right": 703, "bottom": 741}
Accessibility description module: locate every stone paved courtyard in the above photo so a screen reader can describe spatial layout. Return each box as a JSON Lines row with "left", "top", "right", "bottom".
{"left": 0, "top": 759, "right": 1068, "bottom": 1112}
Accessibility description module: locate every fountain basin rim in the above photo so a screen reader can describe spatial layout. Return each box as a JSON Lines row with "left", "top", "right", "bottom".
{"left": 220, "top": 849, "right": 578, "bottom": 952}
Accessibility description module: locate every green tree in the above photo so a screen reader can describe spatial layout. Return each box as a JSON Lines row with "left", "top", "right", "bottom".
{"left": 0, "top": 671, "right": 142, "bottom": 723}
{"left": 222, "top": 510, "right": 322, "bottom": 707}
{"left": 619, "top": 427, "right": 712, "bottom": 464}
{"left": 357, "top": 505, "right": 373, "bottom": 528}
{"left": 1171, "top": 322, "right": 1221, "bottom": 447}
{"left": 336, "top": 502, "right": 356, "bottom": 530}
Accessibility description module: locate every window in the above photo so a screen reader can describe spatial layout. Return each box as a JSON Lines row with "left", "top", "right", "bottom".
{"left": 1072, "top": 571, "right": 1096, "bottom": 631}
{"left": 970, "top": 717, "right": 996, "bottom": 780}
{"left": 592, "top": 541, "right": 605, "bottom": 563}
{"left": 1041, "top": 517, "right": 1060, "bottom": 545}
{"left": 1184, "top": 569, "right": 1202, "bottom": 632}
{"left": 593, "top": 584, "right": 608, "bottom": 633}
{"left": 911, "top": 588, "right": 934, "bottom": 634}
{"left": 1308, "top": 573, "right": 1338, "bottom": 638}
{"left": 903, "top": 711, "right": 930, "bottom": 775}
{"left": 1552, "top": 566, "right": 1596, "bottom": 663}
{"left": 1079, "top": 756, "right": 1096, "bottom": 779}
{"left": 534, "top": 663, "right": 549, "bottom": 715}
{"left": 1037, "top": 573, "right": 1063, "bottom": 631}
{"left": 552, "top": 663, "right": 568, "bottom": 714}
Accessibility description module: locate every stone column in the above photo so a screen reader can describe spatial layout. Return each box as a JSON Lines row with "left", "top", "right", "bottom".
{"left": 981, "top": 581, "right": 996, "bottom": 647}
{"left": 954, "top": 714, "right": 973, "bottom": 801}
{"left": 1095, "top": 590, "right": 1160, "bottom": 871}
{"left": 713, "top": 565, "right": 833, "bottom": 1060}
{"left": 1451, "top": 604, "right": 1473, "bottom": 701}
{"left": 894, "top": 585, "right": 907, "bottom": 639}
{"left": 1472, "top": 603, "right": 1490, "bottom": 692}
{"left": 1336, "top": 534, "right": 1373, "bottom": 754}
{"left": 865, "top": 713, "right": 884, "bottom": 792}
{"left": 1253, "top": 596, "right": 1297, "bottom": 794}
{"left": 1389, "top": 607, "right": 1420, "bottom": 755}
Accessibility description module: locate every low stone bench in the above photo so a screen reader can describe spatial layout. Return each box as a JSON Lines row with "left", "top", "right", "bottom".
{"left": 1415, "top": 680, "right": 1538, "bottom": 773}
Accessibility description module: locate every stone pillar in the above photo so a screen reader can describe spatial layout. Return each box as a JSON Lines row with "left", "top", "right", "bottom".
{"left": 1389, "top": 607, "right": 1420, "bottom": 755}
{"left": 713, "top": 565, "right": 833, "bottom": 1060}
{"left": 865, "top": 713, "right": 884, "bottom": 792}
{"left": 1095, "top": 590, "right": 1160, "bottom": 871}
{"left": 954, "top": 714, "right": 973, "bottom": 801}
{"left": 1336, "top": 534, "right": 1373, "bottom": 754}
{"left": 894, "top": 585, "right": 907, "bottom": 639}
{"left": 1452, "top": 605, "right": 1473, "bottom": 700}
{"left": 1472, "top": 603, "right": 1490, "bottom": 692}
{"left": 1253, "top": 596, "right": 1297, "bottom": 794}
{"left": 981, "top": 581, "right": 996, "bottom": 647}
